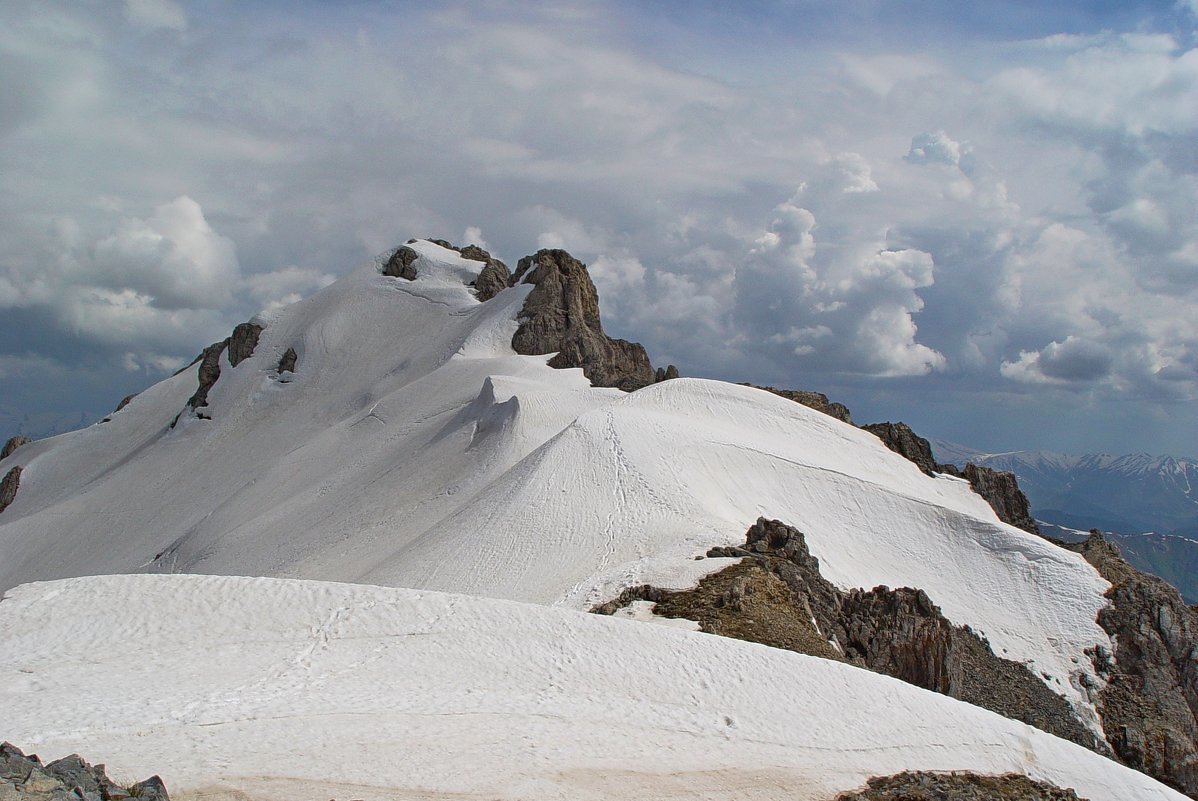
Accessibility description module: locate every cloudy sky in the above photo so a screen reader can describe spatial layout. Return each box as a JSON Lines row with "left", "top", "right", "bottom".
{"left": 1, "top": 0, "right": 1196, "bottom": 455}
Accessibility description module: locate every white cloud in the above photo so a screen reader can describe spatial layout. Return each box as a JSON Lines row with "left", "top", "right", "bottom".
{"left": 123, "top": 0, "right": 186, "bottom": 31}
{"left": 905, "top": 131, "right": 968, "bottom": 167}
{"left": 1001, "top": 337, "right": 1115, "bottom": 384}
{"left": 92, "top": 197, "right": 239, "bottom": 310}
{"left": 732, "top": 173, "right": 945, "bottom": 378}
{"left": 1, "top": 1, "right": 1196, "bottom": 450}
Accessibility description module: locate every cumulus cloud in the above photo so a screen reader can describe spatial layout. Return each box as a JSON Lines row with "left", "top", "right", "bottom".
{"left": 733, "top": 172, "right": 945, "bottom": 378}
{"left": 905, "top": 131, "right": 969, "bottom": 167}
{"left": 1001, "top": 337, "right": 1115, "bottom": 384}
{"left": 0, "top": 0, "right": 1196, "bottom": 451}
{"left": 92, "top": 197, "right": 239, "bottom": 310}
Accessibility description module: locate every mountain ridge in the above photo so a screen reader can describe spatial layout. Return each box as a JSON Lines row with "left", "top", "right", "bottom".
{"left": 1, "top": 239, "right": 1193, "bottom": 800}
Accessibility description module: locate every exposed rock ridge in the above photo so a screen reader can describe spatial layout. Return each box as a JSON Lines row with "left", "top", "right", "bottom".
{"left": 834, "top": 770, "right": 1086, "bottom": 800}
{"left": 740, "top": 384, "right": 854, "bottom": 423}
{"left": 172, "top": 322, "right": 265, "bottom": 427}
{"left": 863, "top": 421, "right": 938, "bottom": 474}
{"left": 861, "top": 420, "right": 1040, "bottom": 534}
{"left": 956, "top": 462, "right": 1040, "bottom": 534}
{"left": 2, "top": 436, "right": 32, "bottom": 461}
{"left": 1066, "top": 531, "right": 1198, "bottom": 798}
{"left": 458, "top": 244, "right": 513, "bottom": 302}
{"left": 0, "top": 466, "right": 21, "bottom": 515}
{"left": 595, "top": 517, "right": 1101, "bottom": 753}
{"left": 1, "top": 741, "right": 169, "bottom": 800}
{"left": 510, "top": 248, "right": 672, "bottom": 391}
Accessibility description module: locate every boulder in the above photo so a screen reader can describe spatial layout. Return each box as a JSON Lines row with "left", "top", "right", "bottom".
{"left": 459, "top": 244, "right": 513, "bottom": 301}
{"left": 277, "top": 347, "right": 298, "bottom": 374}
{"left": 382, "top": 246, "right": 420, "bottom": 280}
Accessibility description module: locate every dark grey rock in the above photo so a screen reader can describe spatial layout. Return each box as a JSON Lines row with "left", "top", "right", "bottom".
{"left": 740, "top": 384, "right": 854, "bottom": 424}
{"left": 858, "top": 420, "right": 1040, "bottom": 535}
{"left": 961, "top": 462, "right": 1040, "bottom": 535}
{"left": 654, "top": 365, "right": 680, "bottom": 382}
{"left": 277, "top": 347, "right": 298, "bottom": 374}
{"left": 0, "top": 745, "right": 164, "bottom": 801}
{"left": 174, "top": 320, "right": 266, "bottom": 424}
{"left": 382, "top": 246, "right": 420, "bottom": 280}
{"left": 113, "top": 395, "right": 137, "bottom": 413}
{"left": 127, "top": 776, "right": 169, "bottom": 801}
{"left": 863, "top": 421, "right": 938, "bottom": 475}
{"left": 0, "top": 465, "right": 21, "bottom": 515}
{"left": 459, "top": 244, "right": 513, "bottom": 301}
{"left": 1, "top": 437, "right": 31, "bottom": 461}
{"left": 185, "top": 340, "right": 228, "bottom": 411}
{"left": 227, "top": 323, "right": 263, "bottom": 368}
{"left": 511, "top": 249, "right": 656, "bottom": 391}
{"left": 1067, "top": 531, "right": 1198, "bottom": 797}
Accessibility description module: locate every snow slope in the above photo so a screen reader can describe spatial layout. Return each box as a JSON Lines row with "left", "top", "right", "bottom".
{"left": 0, "top": 574, "right": 1184, "bottom": 801}
{"left": 0, "top": 241, "right": 1111, "bottom": 726}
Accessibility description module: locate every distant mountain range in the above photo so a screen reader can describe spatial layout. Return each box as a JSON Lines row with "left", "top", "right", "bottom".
{"left": 934, "top": 440, "right": 1198, "bottom": 602}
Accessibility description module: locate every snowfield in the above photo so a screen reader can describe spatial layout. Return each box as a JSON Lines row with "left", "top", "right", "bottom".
{"left": 0, "top": 574, "right": 1185, "bottom": 801}
{"left": 0, "top": 241, "right": 1148, "bottom": 796}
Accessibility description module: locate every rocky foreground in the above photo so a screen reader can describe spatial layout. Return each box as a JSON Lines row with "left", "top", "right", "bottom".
{"left": 1, "top": 743, "right": 167, "bottom": 801}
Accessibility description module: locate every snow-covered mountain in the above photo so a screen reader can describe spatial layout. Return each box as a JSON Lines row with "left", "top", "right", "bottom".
{"left": 932, "top": 441, "right": 1198, "bottom": 534}
{"left": 1, "top": 241, "right": 1194, "bottom": 801}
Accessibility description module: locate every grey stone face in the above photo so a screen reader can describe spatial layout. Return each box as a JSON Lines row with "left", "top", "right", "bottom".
{"left": 511, "top": 249, "right": 656, "bottom": 391}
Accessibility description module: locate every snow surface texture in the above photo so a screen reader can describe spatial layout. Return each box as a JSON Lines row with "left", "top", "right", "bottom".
{"left": 0, "top": 574, "right": 1184, "bottom": 801}
{"left": 0, "top": 241, "right": 1109, "bottom": 727}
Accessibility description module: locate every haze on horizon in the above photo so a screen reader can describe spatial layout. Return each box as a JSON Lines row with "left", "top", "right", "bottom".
{"left": 1, "top": 0, "right": 1195, "bottom": 456}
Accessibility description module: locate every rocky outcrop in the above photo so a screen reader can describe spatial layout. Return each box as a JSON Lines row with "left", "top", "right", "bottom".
{"left": 458, "top": 244, "right": 514, "bottom": 302}
{"left": 1, "top": 742, "right": 169, "bottom": 801}
{"left": 227, "top": 323, "right": 263, "bottom": 368}
{"left": 1067, "top": 532, "right": 1198, "bottom": 797}
{"left": 596, "top": 517, "right": 1101, "bottom": 753}
{"left": 185, "top": 340, "right": 228, "bottom": 412}
{"left": 834, "top": 771, "right": 1085, "bottom": 801}
{"left": 863, "top": 421, "right": 938, "bottom": 475}
{"left": 654, "top": 364, "right": 680, "bottom": 383}
{"left": 0, "top": 466, "right": 21, "bottom": 514}
{"left": 856, "top": 420, "right": 1040, "bottom": 534}
{"left": 382, "top": 245, "right": 420, "bottom": 280}
{"left": 960, "top": 463, "right": 1040, "bottom": 535}
{"left": 740, "top": 384, "right": 854, "bottom": 424}
{"left": 511, "top": 249, "right": 657, "bottom": 391}
{"left": 277, "top": 347, "right": 298, "bottom": 374}
{"left": 113, "top": 395, "right": 137, "bottom": 414}
{"left": 173, "top": 321, "right": 265, "bottom": 426}
{"left": 1, "top": 436, "right": 31, "bottom": 461}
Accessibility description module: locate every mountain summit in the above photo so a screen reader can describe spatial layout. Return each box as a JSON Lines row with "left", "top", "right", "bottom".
{"left": 0, "top": 240, "right": 1193, "bottom": 801}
